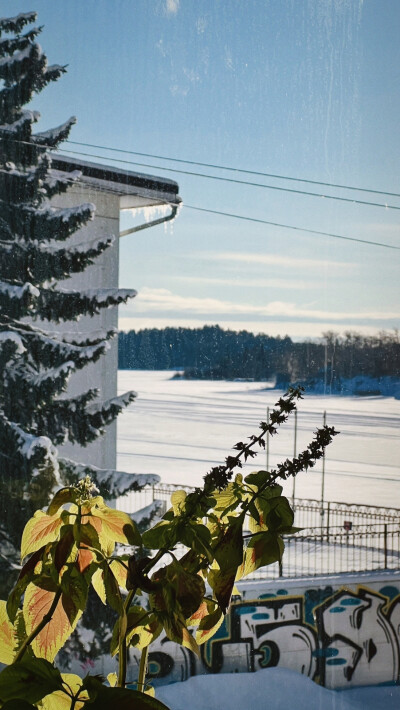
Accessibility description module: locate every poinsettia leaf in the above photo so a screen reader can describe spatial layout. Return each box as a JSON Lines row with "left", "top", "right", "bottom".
{"left": 247, "top": 500, "right": 260, "bottom": 525}
{"left": 76, "top": 544, "right": 97, "bottom": 577}
{"left": 162, "top": 612, "right": 200, "bottom": 657}
{"left": 170, "top": 490, "right": 187, "bottom": 515}
{"left": 208, "top": 568, "right": 236, "bottom": 614}
{"left": 264, "top": 496, "right": 294, "bottom": 532}
{"left": 195, "top": 607, "right": 224, "bottom": 645}
{"left": 47, "top": 488, "right": 79, "bottom": 516}
{"left": 53, "top": 529, "right": 75, "bottom": 573}
{"left": 153, "top": 560, "right": 206, "bottom": 619}
{"left": 236, "top": 531, "right": 284, "bottom": 580}
{"left": 183, "top": 523, "right": 214, "bottom": 563}
{"left": 0, "top": 657, "right": 63, "bottom": 704}
{"left": 7, "top": 546, "right": 46, "bottom": 622}
{"left": 0, "top": 600, "right": 17, "bottom": 664}
{"left": 212, "top": 483, "right": 238, "bottom": 513}
{"left": 91, "top": 568, "right": 106, "bottom": 605}
{"left": 41, "top": 673, "right": 89, "bottom": 710}
{"left": 111, "top": 607, "right": 162, "bottom": 656}
{"left": 110, "top": 558, "right": 129, "bottom": 589}
{"left": 246, "top": 476, "right": 284, "bottom": 506}
{"left": 127, "top": 613, "right": 162, "bottom": 651}
{"left": 101, "top": 563, "right": 123, "bottom": 614}
{"left": 213, "top": 516, "right": 244, "bottom": 575}
{"left": 88, "top": 500, "right": 141, "bottom": 547}
{"left": 23, "top": 574, "right": 86, "bottom": 661}
{"left": 187, "top": 600, "right": 208, "bottom": 626}
{"left": 142, "top": 521, "right": 175, "bottom": 550}
{"left": 21, "top": 511, "right": 63, "bottom": 560}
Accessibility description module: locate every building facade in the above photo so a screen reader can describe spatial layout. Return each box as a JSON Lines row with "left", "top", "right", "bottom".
{"left": 51, "top": 155, "right": 181, "bottom": 470}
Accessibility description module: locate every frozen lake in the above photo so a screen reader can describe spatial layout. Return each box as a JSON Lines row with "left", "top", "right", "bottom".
{"left": 117, "top": 371, "right": 400, "bottom": 509}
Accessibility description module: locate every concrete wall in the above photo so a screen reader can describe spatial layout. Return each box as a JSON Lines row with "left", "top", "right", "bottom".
{"left": 126, "top": 571, "right": 400, "bottom": 690}
{"left": 52, "top": 184, "right": 121, "bottom": 470}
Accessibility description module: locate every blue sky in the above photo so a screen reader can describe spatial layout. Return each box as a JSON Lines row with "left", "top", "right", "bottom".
{"left": 3, "top": 0, "right": 400, "bottom": 338}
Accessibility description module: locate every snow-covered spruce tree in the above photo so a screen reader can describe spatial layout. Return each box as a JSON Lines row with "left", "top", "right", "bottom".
{"left": 0, "top": 12, "right": 159, "bottom": 592}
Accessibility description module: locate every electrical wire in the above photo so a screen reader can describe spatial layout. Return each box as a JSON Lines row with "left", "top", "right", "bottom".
{"left": 65, "top": 139, "right": 400, "bottom": 200}
{"left": 0, "top": 164, "right": 397, "bottom": 251}
{"left": 0, "top": 135, "right": 399, "bottom": 250}
{"left": 184, "top": 204, "right": 400, "bottom": 251}
{"left": 1, "top": 129, "right": 399, "bottom": 210}
{"left": 58, "top": 146, "right": 400, "bottom": 212}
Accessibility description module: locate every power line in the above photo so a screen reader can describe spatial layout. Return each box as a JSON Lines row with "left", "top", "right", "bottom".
{"left": 2, "top": 129, "right": 400, "bottom": 209}
{"left": 184, "top": 204, "right": 400, "bottom": 251}
{"left": 58, "top": 147, "right": 400, "bottom": 212}
{"left": 0, "top": 137, "right": 398, "bottom": 250}
{"left": 66, "top": 139, "right": 400, "bottom": 200}
{"left": 3, "top": 131, "right": 400, "bottom": 210}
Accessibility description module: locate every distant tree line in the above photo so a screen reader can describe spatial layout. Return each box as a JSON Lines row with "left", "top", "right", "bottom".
{"left": 118, "top": 326, "right": 400, "bottom": 383}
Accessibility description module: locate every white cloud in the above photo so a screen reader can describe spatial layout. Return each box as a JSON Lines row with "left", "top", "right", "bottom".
{"left": 125, "top": 287, "right": 399, "bottom": 322}
{"left": 166, "top": 0, "right": 179, "bottom": 14}
{"left": 199, "top": 251, "right": 353, "bottom": 270}
{"left": 174, "top": 276, "right": 320, "bottom": 290}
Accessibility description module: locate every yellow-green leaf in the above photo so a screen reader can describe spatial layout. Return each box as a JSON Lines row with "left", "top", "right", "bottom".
{"left": 23, "top": 579, "right": 84, "bottom": 661}
{"left": 163, "top": 614, "right": 200, "bottom": 657}
{"left": 171, "top": 490, "right": 187, "bottom": 515}
{"left": 41, "top": 673, "right": 88, "bottom": 710}
{"left": 213, "top": 516, "right": 244, "bottom": 574}
{"left": 196, "top": 608, "right": 224, "bottom": 645}
{"left": 110, "top": 608, "right": 162, "bottom": 656}
{"left": 88, "top": 501, "right": 141, "bottom": 548}
{"left": 21, "top": 511, "right": 63, "bottom": 560}
{"left": 47, "top": 488, "right": 79, "bottom": 516}
{"left": 91, "top": 567, "right": 106, "bottom": 604}
{"left": 0, "top": 600, "right": 17, "bottom": 663}
{"left": 107, "top": 673, "right": 117, "bottom": 687}
{"left": 110, "top": 558, "right": 128, "bottom": 589}
{"left": 236, "top": 532, "right": 284, "bottom": 580}
{"left": 208, "top": 567, "right": 237, "bottom": 613}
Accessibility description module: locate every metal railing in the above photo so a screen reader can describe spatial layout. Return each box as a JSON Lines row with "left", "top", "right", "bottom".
{"left": 118, "top": 483, "right": 400, "bottom": 529}
{"left": 117, "top": 484, "right": 400, "bottom": 579}
{"left": 246, "top": 523, "right": 400, "bottom": 580}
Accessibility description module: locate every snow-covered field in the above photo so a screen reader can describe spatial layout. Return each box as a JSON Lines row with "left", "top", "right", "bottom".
{"left": 156, "top": 667, "right": 400, "bottom": 710}
{"left": 117, "top": 371, "right": 400, "bottom": 508}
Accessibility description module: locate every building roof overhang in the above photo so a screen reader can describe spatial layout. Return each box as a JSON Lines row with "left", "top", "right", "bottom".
{"left": 51, "top": 154, "right": 181, "bottom": 210}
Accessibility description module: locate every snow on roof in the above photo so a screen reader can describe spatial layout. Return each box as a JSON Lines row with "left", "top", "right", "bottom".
{"left": 51, "top": 154, "right": 181, "bottom": 206}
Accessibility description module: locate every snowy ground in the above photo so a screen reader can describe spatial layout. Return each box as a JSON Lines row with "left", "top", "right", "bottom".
{"left": 117, "top": 371, "right": 400, "bottom": 508}
{"left": 155, "top": 667, "right": 400, "bottom": 710}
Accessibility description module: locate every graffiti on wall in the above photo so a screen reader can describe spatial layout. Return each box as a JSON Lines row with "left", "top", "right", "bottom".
{"left": 132, "top": 582, "right": 400, "bottom": 689}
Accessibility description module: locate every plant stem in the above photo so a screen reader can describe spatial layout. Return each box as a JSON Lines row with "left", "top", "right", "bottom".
{"left": 137, "top": 645, "right": 149, "bottom": 693}
{"left": 117, "top": 588, "right": 135, "bottom": 688}
{"left": 117, "top": 549, "right": 166, "bottom": 688}
{"left": 14, "top": 587, "right": 63, "bottom": 662}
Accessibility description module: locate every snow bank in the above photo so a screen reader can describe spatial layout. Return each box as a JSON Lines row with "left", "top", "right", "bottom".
{"left": 156, "top": 667, "right": 400, "bottom": 710}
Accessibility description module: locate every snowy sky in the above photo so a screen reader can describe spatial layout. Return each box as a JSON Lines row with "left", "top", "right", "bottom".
{"left": 3, "top": 0, "right": 400, "bottom": 339}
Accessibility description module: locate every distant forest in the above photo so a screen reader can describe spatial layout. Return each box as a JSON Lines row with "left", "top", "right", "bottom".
{"left": 118, "top": 326, "right": 400, "bottom": 383}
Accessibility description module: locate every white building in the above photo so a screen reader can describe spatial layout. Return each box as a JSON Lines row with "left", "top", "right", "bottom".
{"left": 51, "top": 155, "right": 181, "bottom": 471}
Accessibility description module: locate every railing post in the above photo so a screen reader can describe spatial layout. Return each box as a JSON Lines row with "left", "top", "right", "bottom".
{"left": 279, "top": 559, "right": 283, "bottom": 578}
{"left": 326, "top": 501, "right": 330, "bottom": 542}
{"left": 321, "top": 410, "right": 327, "bottom": 510}
{"left": 384, "top": 524, "right": 388, "bottom": 569}
{"left": 292, "top": 409, "right": 297, "bottom": 507}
